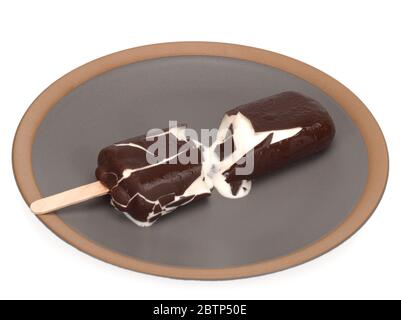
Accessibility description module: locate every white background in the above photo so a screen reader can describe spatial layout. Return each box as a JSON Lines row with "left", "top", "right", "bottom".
{"left": 0, "top": 0, "right": 400, "bottom": 300}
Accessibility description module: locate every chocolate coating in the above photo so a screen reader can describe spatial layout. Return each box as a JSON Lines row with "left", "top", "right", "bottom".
{"left": 96, "top": 129, "right": 210, "bottom": 226}
{"left": 224, "top": 91, "right": 336, "bottom": 182}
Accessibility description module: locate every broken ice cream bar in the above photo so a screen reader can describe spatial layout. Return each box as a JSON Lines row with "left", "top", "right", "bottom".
{"left": 30, "top": 91, "right": 335, "bottom": 228}
{"left": 209, "top": 91, "right": 336, "bottom": 197}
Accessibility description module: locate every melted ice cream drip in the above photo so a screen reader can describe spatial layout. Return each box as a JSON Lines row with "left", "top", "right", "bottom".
{"left": 201, "top": 112, "right": 302, "bottom": 199}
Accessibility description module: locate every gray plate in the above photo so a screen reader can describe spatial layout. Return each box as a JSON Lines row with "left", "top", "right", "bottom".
{"left": 32, "top": 56, "right": 367, "bottom": 268}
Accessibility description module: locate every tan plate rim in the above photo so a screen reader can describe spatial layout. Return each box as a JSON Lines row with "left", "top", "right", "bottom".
{"left": 12, "top": 42, "right": 389, "bottom": 280}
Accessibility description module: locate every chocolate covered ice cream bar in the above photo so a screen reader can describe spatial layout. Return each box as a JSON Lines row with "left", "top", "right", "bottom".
{"left": 96, "top": 127, "right": 211, "bottom": 227}
{"left": 95, "top": 91, "right": 335, "bottom": 224}
{"left": 209, "top": 91, "right": 335, "bottom": 196}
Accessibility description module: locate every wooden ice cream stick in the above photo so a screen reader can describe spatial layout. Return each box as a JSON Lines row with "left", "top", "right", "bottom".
{"left": 30, "top": 181, "right": 109, "bottom": 215}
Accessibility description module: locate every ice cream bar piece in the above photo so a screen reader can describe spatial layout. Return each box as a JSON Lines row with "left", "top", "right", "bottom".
{"left": 96, "top": 127, "right": 211, "bottom": 227}
{"left": 214, "top": 91, "right": 335, "bottom": 188}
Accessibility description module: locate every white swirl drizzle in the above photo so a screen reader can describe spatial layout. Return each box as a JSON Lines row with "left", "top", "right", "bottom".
{"left": 114, "top": 142, "right": 155, "bottom": 156}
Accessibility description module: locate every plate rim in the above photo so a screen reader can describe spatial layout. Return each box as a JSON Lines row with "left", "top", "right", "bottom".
{"left": 12, "top": 41, "right": 389, "bottom": 280}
